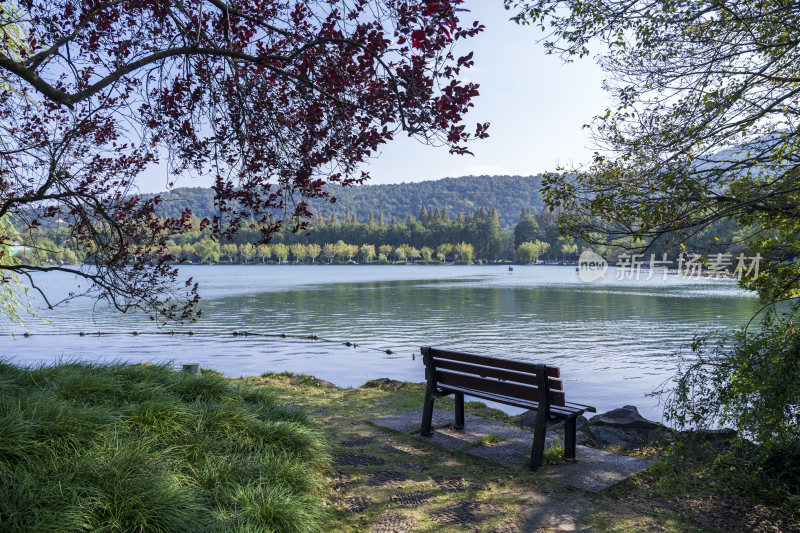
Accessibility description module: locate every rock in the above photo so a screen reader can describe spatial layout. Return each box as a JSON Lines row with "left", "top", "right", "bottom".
{"left": 361, "top": 378, "right": 402, "bottom": 388}
{"left": 588, "top": 405, "right": 662, "bottom": 430}
{"left": 181, "top": 363, "right": 201, "bottom": 375}
{"left": 679, "top": 428, "right": 739, "bottom": 451}
{"left": 584, "top": 425, "right": 668, "bottom": 450}
{"left": 582, "top": 405, "right": 668, "bottom": 450}
{"left": 311, "top": 377, "right": 335, "bottom": 387}
{"left": 521, "top": 405, "right": 670, "bottom": 450}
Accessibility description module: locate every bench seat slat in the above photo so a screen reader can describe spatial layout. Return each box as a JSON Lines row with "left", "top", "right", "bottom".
{"left": 564, "top": 401, "right": 597, "bottom": 413}
{"left": 433, "top": 358, "right": 564, "bottom": 391}
{"left": 428, "top": 347, "right": 560, "bottom": 378}
{"left": 436, "top": 369, "right": 566, "bottom": 407}
{"left": 435, "top": 383, "right": 588, "bottom": 418}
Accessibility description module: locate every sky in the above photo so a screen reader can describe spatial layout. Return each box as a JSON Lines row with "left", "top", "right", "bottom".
{"left": 136, "top": 2, "right": 611, "bottom": 193}
{"left": 362, "top": 2, "right": 610, "bottom": 185}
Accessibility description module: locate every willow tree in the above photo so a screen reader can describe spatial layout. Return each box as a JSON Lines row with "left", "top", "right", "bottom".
{"left": 0, "top": 0, "right": 487, "bottom": 322}
{"left": 507, "top": 0, "right": 800, "bottom": 452}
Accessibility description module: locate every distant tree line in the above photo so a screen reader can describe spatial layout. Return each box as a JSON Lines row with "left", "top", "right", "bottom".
{"left": 14, "top": 205, "right": 749, "bottom": 267}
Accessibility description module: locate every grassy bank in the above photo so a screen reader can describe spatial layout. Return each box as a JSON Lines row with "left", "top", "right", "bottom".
{"left": 239, "top": 373, "right": 798, "bottom": 533}
{"left": 1, "top": 364, "right": 796, "bottom": 532}
{"left": 0, "top": 362, "right": 330, "bottom": 532}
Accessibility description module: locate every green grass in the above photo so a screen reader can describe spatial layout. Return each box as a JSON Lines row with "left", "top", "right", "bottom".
{"left": 521, "top": 442, "right": 565, "bottom": 468}
{"left": 466, "top": 433, "right": 507, "bottom": 448}
{"left": 543, "top": 442, "right": 566, "bottom": 465}
{"left": 0, "top": 361, "right": 330, "bottom": 533}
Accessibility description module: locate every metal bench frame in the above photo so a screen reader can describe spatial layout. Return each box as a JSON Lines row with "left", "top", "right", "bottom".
{"left": 420, "top": 346, "right": 596, "bottom": 470}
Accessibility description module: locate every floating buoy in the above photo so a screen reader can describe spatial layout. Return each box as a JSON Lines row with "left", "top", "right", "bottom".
{"left": 385, "top": 349, "right": 393, "bottom": 354}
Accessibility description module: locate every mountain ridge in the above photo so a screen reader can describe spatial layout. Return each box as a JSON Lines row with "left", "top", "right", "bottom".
{"left": 146, "top": 174, "right": 545, "bottom": 229}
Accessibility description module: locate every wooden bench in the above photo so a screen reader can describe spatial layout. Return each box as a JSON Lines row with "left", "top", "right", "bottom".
{"left": 420, "top": 346, "right": 596, "bottom": 470}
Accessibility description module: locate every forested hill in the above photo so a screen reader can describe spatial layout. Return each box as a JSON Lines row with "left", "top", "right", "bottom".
{"left": 147, "top": 175, "right": 545, "bottom": 229}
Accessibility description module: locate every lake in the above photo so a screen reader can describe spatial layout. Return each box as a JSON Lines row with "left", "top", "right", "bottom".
{"left": 1, "top": 265, "right": 760, "bottom": 420}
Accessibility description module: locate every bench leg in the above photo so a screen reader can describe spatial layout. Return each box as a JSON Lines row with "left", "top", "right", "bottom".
{"left": 421, "top": 381, "right": 436, "bottom": 437}
{"left": 564, "top": 417, "right": 576, "bottom": 461}
{"left": 529, "top": 408, "right": 548, "bottom": 471}
{"left": 454, "top": 393, "right": 465, "bottom": 430}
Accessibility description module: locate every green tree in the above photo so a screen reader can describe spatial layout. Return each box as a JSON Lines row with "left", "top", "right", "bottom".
{"left": 61, "top": 248, "right": 79, "bottom": 265}
{"left": 359, "top": 244, "right": 376, "bottom": 264}
{"left": 240, "top": 243, "right": 256, "bottom": 263}
{"left": 454, "top": 242, "right": 474, "bottom": 264}
{"left": 272, "top": 243, "right": 289, "bottom": 263}
{"left": 393, "top": 245, "right": 408, "bottom": 262}
{"left": 290, "top": 243, "right": 308, "bottom": 263}
{"left": 194, "top": 239, "right": 221, "bottom": 264}
{"left": 420, "top": 246, "right": 433, "bottom": 263}
{"left": 221, "top": 243, "right": 239, "bottom": 263}
{"left": 551, "top": 236, "right": 578, "bottom": 262}
{"left": 182, "top": 243, "right": 197, "bottom": 262}
{"left": 0, "top": 216, "right": 33, "bottom": 324}
{"left": 508, "top": 0, "right": 800, "bottom": 459}
{"left": 321, "top": 243, "right": 336, "bottom": 263}
{"left": 516, "top": 240, "right": 549, "bottom": 264}
{"left": 436, "top": 243, "right": 453, "bottom": 262}
{"left": 378, "top": 244, "right": 393, "bottom": 259}
{"left": 256, "top": 244, "right": 272, "bottom": 263}
{"left": 514, "top": 214, "right": 540, "bottom": 248}
{"left": 306, "top": 243, "right": 321, "bottom": 263}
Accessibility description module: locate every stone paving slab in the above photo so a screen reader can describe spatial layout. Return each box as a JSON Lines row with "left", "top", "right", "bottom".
{"left": 523, "top": 494, "right": 595, "bottom": 532}
{"left": 370, "top": 409, "right": 653, "bottom": 493}
{"left": 542, "top": 446, "right": 653, "bottom": 493}
{"left": 369, "top": 408, "right": 481, "bottom": 434}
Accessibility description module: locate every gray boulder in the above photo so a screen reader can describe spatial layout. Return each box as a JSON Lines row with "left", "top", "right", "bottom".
{"left": 579, "top": 405, "right": 669, "bottom": 450}
{"left": 519, "top": 405, "right": 670, "bottom": 450}
{"left": 679, "top": 428, "right": 740, "bottom": 452}
{"left": 588, "top": 405, "right": 662, "bottom": 430}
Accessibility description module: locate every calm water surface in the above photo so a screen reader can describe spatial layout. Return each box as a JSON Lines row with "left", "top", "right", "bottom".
{"left": 2, "top": 265, "right": 760, "bottom": 420}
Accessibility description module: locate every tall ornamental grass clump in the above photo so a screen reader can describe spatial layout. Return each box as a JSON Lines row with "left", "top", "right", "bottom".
{"left": 0, "top": 361, "right": 330, "bottom": 532}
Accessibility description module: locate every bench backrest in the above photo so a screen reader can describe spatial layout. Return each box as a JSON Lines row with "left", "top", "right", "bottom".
{"left": 421, "top": 346, "right": 566, "bottom": 407}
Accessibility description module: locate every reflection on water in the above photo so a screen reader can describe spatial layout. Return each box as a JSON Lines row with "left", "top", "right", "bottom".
{"left": 2, "top": 265, "right": 759, "bottom": 420}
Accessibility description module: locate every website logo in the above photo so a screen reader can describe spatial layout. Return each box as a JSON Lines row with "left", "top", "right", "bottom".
{"left": 578, "top": 251, "right": 608, "bottom": 282}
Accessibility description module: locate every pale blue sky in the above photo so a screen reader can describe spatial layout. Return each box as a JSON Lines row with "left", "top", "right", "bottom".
{"left": 363, "top": 2, "right": 609, "bottom": 185}
{"left": 136, "top": 2, "right": 609, "bottom": 193}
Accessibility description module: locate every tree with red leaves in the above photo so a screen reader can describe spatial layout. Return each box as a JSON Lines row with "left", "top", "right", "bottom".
{"left": 0, "top": 0, "right": 486, "bottom": 323}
